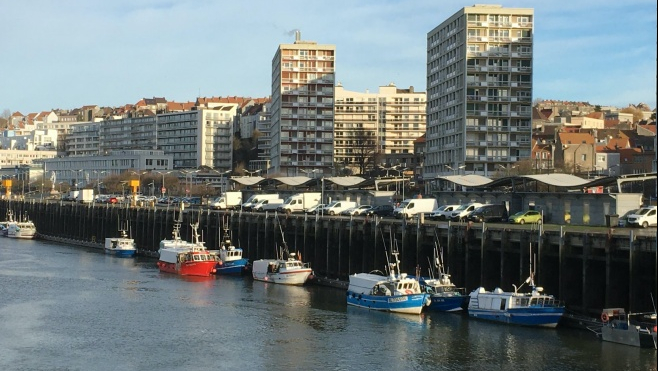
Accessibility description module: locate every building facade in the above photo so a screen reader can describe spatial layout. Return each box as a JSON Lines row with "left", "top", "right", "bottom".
{"left": 270, "top": 31, "right": 336, "bottom": 176}
{"left": 425, "top": 4, "right": 534, "bottom": 178}
{"left": 334, "top": 83, "right": 426, "bottom": 175}
{"left": 93, "top": 108, "right": 234, "bottom": 170}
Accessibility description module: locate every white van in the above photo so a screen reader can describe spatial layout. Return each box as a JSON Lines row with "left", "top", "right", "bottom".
{"left": 322, "top": 201, "right": 357, "bottom": 215}
{"left": 393, "top": 198, "right": 438, "bottom": 219}
{"left": 626, "top": 206, "right": 657, "bottom": 228}
{"left": 450, "top": 202, "right": 485, "bottom": 222}
{"left": 252, "top": 198, "right": 285, "bottom": 212}
{"left": 241, "top": 194, "right": 280, "bottom": 211}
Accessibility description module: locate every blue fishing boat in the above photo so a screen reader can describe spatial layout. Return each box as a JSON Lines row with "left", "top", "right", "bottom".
{"left": 104, "top": 220, "right": 136, "bottom": 258}
{"left": 214, "top": 215, "right": 250, "bottom": 275}
{"left": 467, "top": 241, "right": 564, "bottom": 327}
{"left": 418, "top": 243, "right": 467, "bottom": 312}
{"left": 347, "top": 245, "right": 430, "bottom": 315}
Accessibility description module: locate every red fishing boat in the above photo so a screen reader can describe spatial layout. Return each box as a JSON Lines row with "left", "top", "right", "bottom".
{"left": 157, "top": 217, "right": 218, "bottom": 277}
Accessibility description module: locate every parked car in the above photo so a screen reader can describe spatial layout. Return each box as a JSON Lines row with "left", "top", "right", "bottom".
{"left": 304, "top": 204, "right": 326, "bottom": 214}
{"left": 508, "top": 210, "right": 543, "bottom": 224}
{"left": 617, "top": 209, "right": 639, "bottom": 227}
{"left": 467, "top": 204, "right": 509, "bottom": 223}
{"left": 340, "top": 205, "right": 373, "bottom": 216}
{"left": 365, "top": 204, "right": 395, "bottom": 217}
{"left": 429, "top": 204, "right": 460, "bottom": 221}
{"left": 626, "top": 206, "right": 657, "bottom": 228}
{"left": 105, "top": 196, "right": 118, "bottom": 204}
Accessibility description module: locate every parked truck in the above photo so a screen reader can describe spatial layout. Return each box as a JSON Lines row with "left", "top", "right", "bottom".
{"left": 279, "top": 192, "right": 321, "bottom": 214}
{"left": 393, "top": 198, "right": 438, "bottom": 219}
{"left": 77, "top": 189, "right": 94, "bottom": 204}
{"left": 209, "top": 191, "right": 242, "bottom": 210}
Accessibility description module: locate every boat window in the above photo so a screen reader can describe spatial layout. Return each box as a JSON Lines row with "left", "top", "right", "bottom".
{"left": 500, "top": 299, "right": 506, "bottom": 310}
{"left": 193, "top": 255, "right": 200, "bottom": 261}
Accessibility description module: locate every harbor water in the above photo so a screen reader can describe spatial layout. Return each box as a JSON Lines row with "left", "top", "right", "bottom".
{"left": 0, "top": 238, "right": 656, "bottom": 371}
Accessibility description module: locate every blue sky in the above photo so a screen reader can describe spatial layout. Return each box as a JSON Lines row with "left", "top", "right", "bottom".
{"left": 1, "top": 0, "right": 656, "bottom": 115}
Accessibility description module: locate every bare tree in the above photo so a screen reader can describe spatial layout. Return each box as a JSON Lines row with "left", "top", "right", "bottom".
{"left": 350, "top": 128, "right": 378, "bottom": 175}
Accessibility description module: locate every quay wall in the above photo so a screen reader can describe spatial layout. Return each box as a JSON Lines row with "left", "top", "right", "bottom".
{"left": 4, "top": 200, "right": 656, "bottom": 316}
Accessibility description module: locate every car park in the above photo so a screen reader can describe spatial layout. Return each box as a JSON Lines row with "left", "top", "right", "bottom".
{"left": 429, "top": 204, "right": 460, "bottom": 220}
{"left": 617, "top": 209, "right": 639, "bottom": 227}
{"left": 508, "top": 210, "right": 543, "bottom": 224}
{"left": 365, "top": 204, "right": 395, "bottom": 217}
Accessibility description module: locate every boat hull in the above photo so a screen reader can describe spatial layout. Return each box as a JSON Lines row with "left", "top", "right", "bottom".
{"left": 601, "top": 324, "right": 657, "bottom": 348}
{"left": 468, "top": 307, "right": 565, "bottom": 328}
{"left": 346, "top": 291, "right": 429, "bottom": 314}
{"left": 427, "top": 294, "right": 468, "bottom": 312}
{"left": 214, "top": 259, "right": 250, "bottom": 275}
{"left": 105, "top": 248, "right": 136, "bottom": 258}
{"left": 252, "top": 269, "right": 312, "bottom": 285}
{"left": 157, "top": 261, "right": 216, "bottom": 277}
{"left": 7, "top": 233, "right": 36, "bottom": 239}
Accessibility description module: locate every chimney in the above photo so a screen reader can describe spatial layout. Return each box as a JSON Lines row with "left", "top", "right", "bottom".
{"left": 295, "top": 30, "right": 301, "bottom": 42}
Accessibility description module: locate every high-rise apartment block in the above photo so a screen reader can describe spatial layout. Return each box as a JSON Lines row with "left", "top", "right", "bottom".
{"left": 425, "top": 4, "right": 534, "bottom": 178}
{"left": 270, "top": 31, "right": 336, "bottom": 176}
{"left": 334, "top": 83, "right": 426, "bottom": 175}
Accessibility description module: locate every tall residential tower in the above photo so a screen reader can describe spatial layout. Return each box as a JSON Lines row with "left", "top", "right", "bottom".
{"left": 425, "top": 4, "right": 534, "bottom": 178}
{"left": 269, "top": 31, "right": 336, "bottom": 176}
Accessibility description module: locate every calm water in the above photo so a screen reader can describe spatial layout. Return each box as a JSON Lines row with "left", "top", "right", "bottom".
{"left": 0, "top": 238, "right": 655, "bottom": 371}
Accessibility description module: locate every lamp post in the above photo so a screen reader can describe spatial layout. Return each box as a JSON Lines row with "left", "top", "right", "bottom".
{"left": 97, "top": 182, "right": 103, "bottom": 197}
{"left": 154, "top": 170, "right": 173, "bottom": 198}
{"left": 94, "top": 170, "right": 106, "bottom": 192}
{"left": 182, "top": 169, "right": 200, "bottom": 197}
{"left": 120, "top": 181, "right": 128, "bottom": 203}
{"left": 75, "top": 169, "right": 84, "bottom": 189}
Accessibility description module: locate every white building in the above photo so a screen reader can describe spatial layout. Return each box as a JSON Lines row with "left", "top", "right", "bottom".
{"left": 334, "top": 83, "right": 426, "bottom": 174}
{"left": 425, "top": 4, "right": 534, "bottom": 178}
{"left": 270, "top": 31, "right": 336, "bottom": 176}
{"left": 42, "top": 149, "right": 173, "bottom": 189}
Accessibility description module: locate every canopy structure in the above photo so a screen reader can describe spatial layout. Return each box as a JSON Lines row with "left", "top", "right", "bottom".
{"left": 230, "top": 176, "right": 267, "bottom": 187}
{"left": 435, "top": 174, "right": 494, "bottom": 187}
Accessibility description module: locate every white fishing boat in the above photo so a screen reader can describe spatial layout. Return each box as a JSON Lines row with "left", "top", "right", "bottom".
{"left": 6, "top": 212, "right": 36, "bottom": 239}
{"left": 252, "top": 218, "right": 312, "bottom": 285}
{"left": 104, "top": 220, "right": 137, "bottom": 258}
{"left": 0, "top": 210, "right": 15, "bottom": 237}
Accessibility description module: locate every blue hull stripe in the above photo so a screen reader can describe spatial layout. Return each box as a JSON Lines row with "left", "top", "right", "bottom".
{"left": 468, "top": 308, "right": 565, "bottom": 327}
{"left": 427, "top": 295, "right": 467, "bottom": 312}
{"left": 346, "top": 291, "right": 427, "bottom": 313}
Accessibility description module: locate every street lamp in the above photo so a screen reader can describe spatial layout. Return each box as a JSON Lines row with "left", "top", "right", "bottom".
{"left": 182, "top": 169, "right": 200, "bottom": 197}
{"left": 120, "top": 181, "right": 128, "bottom": 202}
{"left": 154, "top": 170, "right": 173, "bottom": 198}
{"left": 148, "top": 181, "right": 155, "bottom": 197}
{"left": 97, "top": 182, "right": 103, "bottom": 197}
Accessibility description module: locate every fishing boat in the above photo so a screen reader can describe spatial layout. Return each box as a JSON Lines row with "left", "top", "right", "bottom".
{"left": 157, "top": 211, "right": 217, "bottom": 277}
{"left": 104, "top": 219, "right": 137, "bottom": 258}
{"left": 347, "top": 230, "right": 430, "bottom": 314}
{"left": 347, "top": 251, "right": 430, "bottom": 314}
{"left": 418, "top": 242, "right": 468, "bottom": 312}
{"left": 467, "top": 241, "right": 565, "bottom": 327}
{"left": 0, "top": 210, "right": 15, "bottom": 237}
{"left": 213, "top": 215, "right": 250, "bottom": 275}
{"left": 591, "top": 308, "right": 657, "bottom": 349}
{"left": 6, "top": 212, "right": 37, "bottom": 239}
{"left": 252, "top": 218, "right": 312, "bottom": 285}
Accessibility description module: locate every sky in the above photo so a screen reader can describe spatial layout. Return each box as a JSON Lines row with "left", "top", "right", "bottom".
{"left": 1, "top": 0, "right": 656, "bottom": 115}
